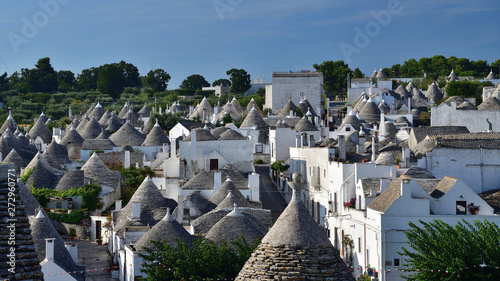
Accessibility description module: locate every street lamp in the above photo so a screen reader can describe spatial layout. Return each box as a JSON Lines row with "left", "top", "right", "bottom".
{"left": 153, "top": 253, "right": 160, "bottom": 281}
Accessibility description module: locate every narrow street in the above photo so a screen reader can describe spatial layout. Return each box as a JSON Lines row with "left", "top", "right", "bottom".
{"left": 255, "top": 165, "right": 288, "bottom": 223}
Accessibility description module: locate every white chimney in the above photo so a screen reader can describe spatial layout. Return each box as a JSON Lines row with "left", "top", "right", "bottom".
{"left": 45, "top": 238, "right": 55, "bottom": 261}
{"left": 115, "top": 200, "right": 122, "bottom": 211}
{"left": 176, "top": 195, "right": 184, "bottom": 223}
{"left": 124, "top": 150, "right": 130, "bottom": 169}
{"left": 65, "top": 243, "right": 78, "bottom": 264}
{"left": 380, "top": 178, "right": 388, "bottom": 193}
{"left": 214, "top": 171, "right": 222, "bottom": 192}
{"left": 132, "top": 202, "right": 141, "bottom": 219}
{"left": 338, "top": 135, "right": 346, "bottom": 161}
{"left": 400, "top": 178, "right": 410, "bottom": 197}
{"left": 295, "top": 135, "right": 302, "bottom": 148}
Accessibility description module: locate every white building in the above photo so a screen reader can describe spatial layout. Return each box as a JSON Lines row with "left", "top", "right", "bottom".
{"left": 265, "top": 71, "right": 324, "bottom": 116}
{"left": 431, "top": 100, "right": 500, "bottom": 132}
{"left": 202, "top": 85, "right": 231, "bottom": 97}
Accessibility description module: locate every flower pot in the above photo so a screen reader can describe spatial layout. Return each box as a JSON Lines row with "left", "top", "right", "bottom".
{"left": 71, "top": 236, "right": 76, "bottom": 241}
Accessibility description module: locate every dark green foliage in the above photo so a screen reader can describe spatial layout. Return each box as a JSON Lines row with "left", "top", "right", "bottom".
{"left": 212, "top": 78, "right": 231, "bottom": 87}
{"left": 48, "top": 209, "right": 89, "bottom": 224}
{"left": 446, "top": 80, "right": 494, "bottom": 104}
{"left": 226, "top": 68, "right": 251, "bottom": 94}
{"left": 352, "top": 68, "right": 364, "bottom": 78}
{"left": 116, "top": 166, "right": 156, "bottom": 206}
{"left": 270, "top": 160, "right": 289, "bottom": 176}
{"left": 179, "top": 74, "right": 210, "bottom": 91}
{"left": 313, "top": 60, "right": 352, "bottom": 97}
{"left": 399, "top": 219, "right": 500, "bottom": 281}
{"left": 30, "top": 183, "right": 102, "bottom": 211}
{"left": 139, "top": 236, "right": 261, "bottom": 280}
{"left": 57, "top": 70, "right": 76, "bottom": 92}
{"left": 149, "top": 112, "right": 183, "bottom": 132}
{"left": 145, "top": 68, "right": 171, "bottom": 92}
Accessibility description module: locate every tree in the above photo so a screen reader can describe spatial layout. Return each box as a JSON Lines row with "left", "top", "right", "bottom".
{"left": 139, "top": 236, "right": 260, "bottom": 280}
{"left": 352, "top": 68, "right": 364, "bottom": 78}
{"left": 96, "top": 61, "right": 141, "bottom": 99}
{"left": 491, "top": 59, "right": 500, "bottom": 75}
{"left": 399, "top": 219, "right": 500, "bottom": 281}
{"left": 446, "top": 80, "right": 493, "bottom": 103}
{"left": 0, "top": 72, "right": 9, "bottom": 91}
{"left": 33, "top": 57, "right": 58, "bottom": 93}
{"left": 212, "top": 78, "right": 231, "bottom": 87}
{"left": 226, "top": 68, "right": 251, "bottom": 94}
{"left": 179, "top": 74, "right": 210, "bottom": 90}
{"left": 313, "top": 60, "right": 352, "bottom": 97}
{"left": 77, "top": 67, "right": 98, "bottom": 91}
{"left": 401, "top": 58, "right": 420, "bottom": 77}
{"left": 145, "top": 68, "right": 171, "bottom": 92}
{"left": 57, "top": 70, "right": 76, "bottom": 92}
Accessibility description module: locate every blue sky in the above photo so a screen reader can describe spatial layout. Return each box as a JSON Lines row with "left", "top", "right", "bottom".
{"left": 1, "top": 0, "right": 499, "bottom": 88}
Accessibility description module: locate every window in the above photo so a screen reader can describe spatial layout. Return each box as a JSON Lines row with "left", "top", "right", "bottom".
{"left": 394, "top": 258, "right": 400, "bottom": 267}
{"left": 456, "top": 201, "right": 467, "bottom": 215}
{"left": 334, "top": 193, "right": 338, "bottom": 213}
{"left": 366, "top": 249, "right": 370, "bottom": 266}
{"left": 324, "top": 169, "right": 326, "bottom": 178}
{"left": 56, "top": 202, "right": 62, "bottom": 209}
{"left": 358, "top": 237, "right": 361, "bottom": 253}
{"left": 255, "top": 145, "right": 263, "bottom": 153}
{"left": 346, "top": 127, "right": 351, "bottom": 131}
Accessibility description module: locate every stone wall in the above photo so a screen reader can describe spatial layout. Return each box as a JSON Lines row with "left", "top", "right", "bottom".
{"left": 236, "top": 244, "right": 355, "bottom": 280}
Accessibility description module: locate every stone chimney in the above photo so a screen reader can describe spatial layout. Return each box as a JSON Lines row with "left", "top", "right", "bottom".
{"left": 45, "top": 238, "right": 55, "bottom": 261}
{"left": 371, "top": 135, "right": 378, "bottom": 162}
{"left": 115, "top": 200, "right": 122, "bottom": 211}
{"left": 338, "top": 135, "right": 346, "bottom": 161}
{"left": 124, "top": 150, "right": 130, "bottom": 169}
{"left": 295, "top": 135, "right": 302, "bottom": 148}
{"left": 380, "top": 178, "right": 388, "bottom": 193}
{"left": 189, "top": 105, "right": 193, "bottom": 116}
{"left": 176, "top": 195, "right": 184, "bottom": 223}
{"left": 400, "top": 178, "right": 410, "bottom": 198}
{"left": 214, "top": 171, "right": 222, "bottom": 192}
{"left": 132, "top": 202, "right": 141, "bottom": 219}
{"left": 65, "top": 242, "right": 78, "bottom": 264}
{"left": 309, "top": 135, "right": 315, "bottom": 147}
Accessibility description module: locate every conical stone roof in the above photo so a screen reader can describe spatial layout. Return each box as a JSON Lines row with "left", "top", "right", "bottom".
{"left": 45, "top": 140, "right": 71, "bottom": 165}
{"left": 485, "top": 70, "right": 497, "bottom": 80}
{"left": 0, "top": 166, "right": 44, "bottom": 280}
{"left": 206, "top": 204, "right": 265, "bottom": 246}
{"left": 478, "top": 97, "right": 500, "bottom": 110}
{"left": 189, "top": 97, "right": 214, "bottom": 120}
{"left": 114, "top": 176, "right": 177, "bottom": 232}
{"left": 354, "top": 96, "right": 367, "bottom": 113}
{"left": 395, "top": 85, "right": 410, "bottom": 99}
{"left": 80, "top": 117, "right": 103, "bottom": 139}
{"left": 28, "top": 118, "right": 52, "bottom": 143}
{"left": 243, "top": 98, "right": 264, "bottom": 116}
{"left": 134, "top": 209, "right": 194, "bottom": 252}
{"left": 294, "top": 116, "right": 318, "bottom": 132}
{"left": 89, "top": 102, "right": 105, "bottom": 120}
{"left": 378, "top": 100, "right": 391, "bottom": 114}
{"left": 406, "top": 82, "right": 416, "bottom": 93}
{"left": 218, "top": 129, "right": 246, "bottom": 140}
{"left": 209, "top": 178, "right": 251, "bottom": 207}
{"left": 375, "top": 152, "right": 396, "bottom": 165}
{"left": 0, "top": 112, "right": 18, "bottom": 134}
{"left": 412, "top": 88, "right": 426, "bottom": 100}
{"left": 457, "top": 100, "right": 477, "bottom": 110}
{"left": 106, "top": 112, "right": 123, "bottom": 132}
{"left": 184, "top": 128, "right": 217, "bottom": 141}
{"left": 81, "top": 153, "right": 121, "bottom": 188}
{"left": 98, "top": 110, "right": 111, "bottom": 125}
{"left": 230, "top": 97, "right": 244, "bottom": 117}
{"left": 297, "top": 98, "right": 317, "bottom": 117}
{"left": 60, "top": 126, "right": 84, "bottom": 146}
{"left": 216, "top": 191, "right": 246, "bottom": 210}
{"left": 138, "top": 102, "right": 151, "bottom": 117}
{"left": 76, "top": 116, "right": 90, "bottom": 133}
{"left": 240, "top": 106, "right": 270, "bottom": 143}
{"left": 359, "top": 97, "right": 381, "bottom": 123}
{"left": 370, "top": 69, "right": 377, "bottom": 79}
{"left": 109, "top": 121, "right": 146, "bottom": 146}
{"left": 118, "top": 102, "right": 129, "bottom": 119}
{"left": 4, "top": 148, "right": 26, "bottom": 174}
{"left": 217, "top": 102, "right": 241, "bottom": 122}
{"left": 142, "top": 120, "right": 170, "bottom": 146}
{"left": 236, "top": 173, "right": 355, "bottom": 280}
{"left": 447, "top": 70, "right": 459, "bottom": 80}
{"left": 425, "top": 82, "right": 444, "bottom": 101}
{"left": 276, "top": 98, "right": 297, "bottom": 118}
{"left": 376, "top": 68, "right": 387, "bottom": 79}
{"left": 211, "top": 127, "right": 231, "bottom": 139}
{"left": 141, "top": 119, "right": 155, "bottom": 134}
{"left": 54, "top": 170, "right": 85, "bottom": 191}
{"left": 25, "top": 153, "right": 63, "bottom": 190}
{"left": 338, "top": 110, "right": 362, "bottom": 131}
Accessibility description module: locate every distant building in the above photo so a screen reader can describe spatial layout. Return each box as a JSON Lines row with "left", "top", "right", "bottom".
{"left": 265, "top": 71, "right": 324, "bottom": 117}
{"left": 201, "top": 85, "right": 230, "bottom": 97}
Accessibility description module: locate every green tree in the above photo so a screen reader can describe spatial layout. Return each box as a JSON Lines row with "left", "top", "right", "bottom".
{"left": 33, "top": 57, "right": 58, "bottom": 93}
{"left": 226, "top": 68, "right": 251, "bottom": 94}
{"left": 313, "top": 60, "right": 352, "bottom": 97}
{"left": 212, "top": 78, "right": 231, "bottom": 87}
{"left": 399, "top": 219, "right": 500, "bottom": 281}
{"left": 97, "top": 61, "right": 141, "bottom": 99}
{"left": 77, "top": 67, "right": 98, "bottom": 91}
{"left": 446, "top": 80, "right": 493, "bottom": 103}
{"left": 0, "top": 72, "right": 9, "bottom": 91}
{"left": 57, "top": 70, "right": 76, "bottom": 92}
{"left": 491, "top": 59, "right": 500, "bottom": 75}
{"left": 352, "top": 68, "right": 364, "bottom": 78}
{"left": 139, "top": 236, "right": 260, "bottom": 280}
{"left": 401, "top": 58, "right": 421, "bottom": 77}
{"left": 179, "top": 74, "right": 210, "bottom": 90}
{"left": 145, "top": 68, "right": 171, "bottom": 92}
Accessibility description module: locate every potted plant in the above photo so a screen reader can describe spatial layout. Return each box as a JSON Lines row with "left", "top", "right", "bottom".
{"left": 395, "top": 157, "right": 401, "bottom": 168}
{"left": 96, "top": 236, "right": 102, "bottom": 245}
{"left": 467, "top": 203, "right": 480, "bottom": 215}
{"left": 68, "top": 227, "right": 76, "bottom": 240}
